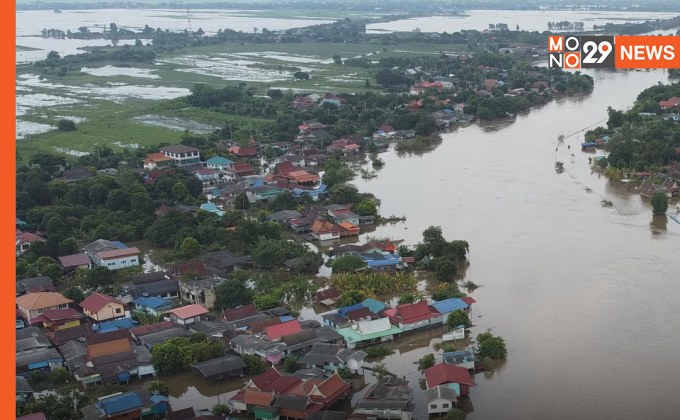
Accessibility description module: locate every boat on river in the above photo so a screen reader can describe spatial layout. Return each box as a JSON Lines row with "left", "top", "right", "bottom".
{"left": 670, "top": 214, "right": 680, "bottom": 225}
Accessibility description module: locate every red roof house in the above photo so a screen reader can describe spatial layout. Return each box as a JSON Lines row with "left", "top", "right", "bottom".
{"left": 659, "top": 96, "right": 680, "bottom": 109}
{"left": 222, "top": 304, "right": 258, "bottom": 322}
{"left": 79, "top": 292, "right": 126, "bottom": 323}
{"left": 311, "top": 220, "right": 341, "bottom": 241}
{"left": 265, "top": 320, "right": 302, "bottom": 340}
{"left": 246, "top": 367, "right": 284, "bottom": 391}
{"left": 386, "top": 300, "right": 440, "bottom": 330}
{"left": 165, "top": 304, "right": 209, "bottom": 326}
{"left": 58, "top": 253, "right": 92, "bottom": 270}
{"left": 424, "top": 363, "right": 474, "bottom": 396}
{"left": 30, "top": 308, "right": 84, "bottom": 330}
{"left": 231, "top": 162, "right": 258, "bottom": 176}
{"left": 16, "top": 230, "right": 45, "bottom": 256}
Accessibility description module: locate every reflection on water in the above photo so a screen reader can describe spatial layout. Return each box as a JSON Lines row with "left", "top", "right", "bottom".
{"left": 650, "top": 214, "right": 668, "bottom": 234}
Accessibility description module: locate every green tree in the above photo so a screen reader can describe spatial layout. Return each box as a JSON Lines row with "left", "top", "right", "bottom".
{"left": 446, "top": 408, "right": 467, "bottom": 420}
{"left": 213, "top": 404, "right": 230, "bottom": 416}
{"left": 254, "top": 294, "right": 281, "bottom": 310}
{"left": 214, "top": 280, "right": 253, "bottom": 310}
{"left": 330, "top": 255, "right": 367, "bottom": 273}
{"left": 476, "top": 332, "right": 507, "bottom": 359}
{"left": 336, "top": 290, "right": 365, "bottom": 307}
{"left": 242, "top": 354, "right": 267, "bottom": 375}
{"left": 178, "top": 236, "right": 201, "bottom": 259}
{"left": 233, "top": 192, "right": 250, "bottom": 210}
{"left": 651, "top": 191, "right": 668, "bottom": 215}
{"left": 283, "top": 356, "right": 298, "bottom": 373}
{"left": 370, "top": 362, "right": 392, "bottom": 380}
{"left": 147, "top": 380, "right": 170, "bottom": 396}
{"left": 418, "top": 353, "right": 435, "bottom": 371}
{"left": 172, "top": 182, "right": 190, "bottom": 203}
{"left": 152, "top": 341, "right": 188, "bottom": 375}
{"left": 398, "top": 294, "right": 416, "bottom": 304}
{"left": 447, "top": 310, "right": 472, "bottom": 329}
{"left": 62, "top": 286, "right": 85, "bottom": 304}
{"left": 354, "top": 198, "right": 379, "bottom": 216}
{"left": 434, "top": 257, "right": 457, "bottom": 281}
{"left": 336, "top": 367, "right": 353, "bottom": 379}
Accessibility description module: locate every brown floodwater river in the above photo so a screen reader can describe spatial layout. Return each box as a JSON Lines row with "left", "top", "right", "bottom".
{"left": 165, "top": 68, "right": 679, "bottom": 419}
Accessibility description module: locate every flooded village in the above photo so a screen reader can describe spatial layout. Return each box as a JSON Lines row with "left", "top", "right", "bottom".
{"left": 14, "top": 2, "right": 680, "bottom": 420}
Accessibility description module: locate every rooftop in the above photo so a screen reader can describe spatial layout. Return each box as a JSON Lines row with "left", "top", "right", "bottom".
{"left": 17, "top": 292, "right": 72, "bottom": 311}
{"left": 80, "top": 292, "right": 124, "bottom": 313}
{"left": 166, "top": 304, "right": 209, "bottom": 320}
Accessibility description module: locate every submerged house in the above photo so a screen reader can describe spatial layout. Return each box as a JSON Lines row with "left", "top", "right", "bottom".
{"left": 424, "top": 363, "right": 475, "bottom": 397}
{"left": 353, "top": 376, "right": 414, "bottom": 420}
{"left": 385, "top": 301, "right": 442, "bottom": 332}
{"left": 424, "top": 385, "right": 458, "bottom": 416}
{"left": 336, "top": 318, "right": 403, "bottom": 349}
{"left": 191, "top": 355, "right": 247, "bottom": 382}
{"left": 296, "top": 343, "right": 368, "bottom": 374}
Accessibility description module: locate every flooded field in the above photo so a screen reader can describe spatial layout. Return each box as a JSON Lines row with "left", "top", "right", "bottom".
{"left": 367, "top": 9, "right": 680, "bottom": 33}
{"left": 132, "top": 115, "right": 220, "bottom": 134}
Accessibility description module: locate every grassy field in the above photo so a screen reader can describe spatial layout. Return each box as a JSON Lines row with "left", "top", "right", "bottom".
{"left": 17, "top": 40, "right": 469, "bottom": 161}
{"left": 17, "top": 100, "right": 183, "bottom": 159}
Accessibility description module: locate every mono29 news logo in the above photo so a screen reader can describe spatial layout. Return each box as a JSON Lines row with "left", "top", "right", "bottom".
{"left": 548, "top": 35, "right": 680, "bottom": 69}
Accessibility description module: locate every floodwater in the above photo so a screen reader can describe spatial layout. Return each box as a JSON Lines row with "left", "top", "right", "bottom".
{"left": 351, "top": 68, "right": 680, "bottom": 419}
{"left": 367, "top": 9, "right": 680, "bottom": 33}
{"left": 16, "top": 9, "right": 333, "bottom": 62}
{"left": 158, "top": 70, "right": 680, "bottom": 420}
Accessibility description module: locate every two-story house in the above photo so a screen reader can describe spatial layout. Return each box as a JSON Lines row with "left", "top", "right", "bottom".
{"left": 159, "top": 145, "right": 201, "bottom": 167}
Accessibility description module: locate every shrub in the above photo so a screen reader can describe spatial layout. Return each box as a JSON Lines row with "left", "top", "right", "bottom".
{"left": 57, "top": 119, "right": 76, "bottom": 131}
{"left": 651, "top": 191, "right": 668, "bottom": 215}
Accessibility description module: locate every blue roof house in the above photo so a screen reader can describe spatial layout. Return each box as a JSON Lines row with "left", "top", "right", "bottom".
{"left": 91, "top": 391, "right": 149, "bottom": 419}
{"left": 362, "top": 298, "right": 388, "bottom": 315}
{"left": 200, "top": 202, "right": 225, "bottom": 217}
{"left": 442, "top": 349, "right": 476, "bottom": 370}
{"left": 338, "top": 303, "right": 365, "bottom": 318}
{"left": 430, "top": 298, "right": 469, "bottom": 321}
{"left": 359, "top": 252, "right": 401, "bottom": 273}
{"left": 134, "top": 297, "right": 173, "bottom": 316}
{"left": 205, "top": 156, "right": 235, "bottom": 171}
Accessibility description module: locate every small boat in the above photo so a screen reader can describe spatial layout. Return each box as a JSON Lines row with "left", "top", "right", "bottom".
{"left": 54, "top": 9, "right": 62, "bottom": 13}
{"left": 670, "top": 214, "right": 680, "bottom": 225}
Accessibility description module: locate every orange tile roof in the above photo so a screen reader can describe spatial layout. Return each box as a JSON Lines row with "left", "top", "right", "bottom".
{"left": 97, "top": 247, "right": 140, "bottom": 260}
{"left": 16, "top": 292, "right": 72, "bottom": 311}
{"left": 244, "top": 389, "right": 274, "bottom": 406}
{"left": 87, "top": 337, "right": 131, "bottom": 359}
{"left": 144, "top": 152, "right": 174, "bottom": 163}
{"left": 315, "top": 373, "right": 348, "bottom": 399}
{"left": 311, "top": 220, "right": 340, "bottom": 234}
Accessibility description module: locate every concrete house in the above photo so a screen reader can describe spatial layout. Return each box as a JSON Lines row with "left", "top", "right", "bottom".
{"left": 160, "top": 145, "right": 201, "bottom": 167}
{"left": 80, "top": 292, "right": 126, "bottom": 323}
{"left": 84, "top": 239, "right": 140, "bottom": 271}
{"left": 16, "top": 292, "right": 73, "bottom": 321}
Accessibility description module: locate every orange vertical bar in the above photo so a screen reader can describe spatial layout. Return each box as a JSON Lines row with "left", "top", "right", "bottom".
{"left": 2, "top": 0, "right": 17, "bottom": 416}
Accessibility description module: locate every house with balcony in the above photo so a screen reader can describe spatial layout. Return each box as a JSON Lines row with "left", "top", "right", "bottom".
{"left": 159, "top": 145, "right": 201, "bottom": 167}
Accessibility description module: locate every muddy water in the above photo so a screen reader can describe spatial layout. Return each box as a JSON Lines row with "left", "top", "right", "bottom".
{"left": 164, "top": 68, "right": 679, "bottom": 418}
{"left": 351, "top": 68, "right": 680, "bottom": 419}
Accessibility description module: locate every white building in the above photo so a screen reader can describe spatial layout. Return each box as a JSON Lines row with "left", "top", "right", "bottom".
{"left": 424, "top": 385, "right": 458, "bottom": 416}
